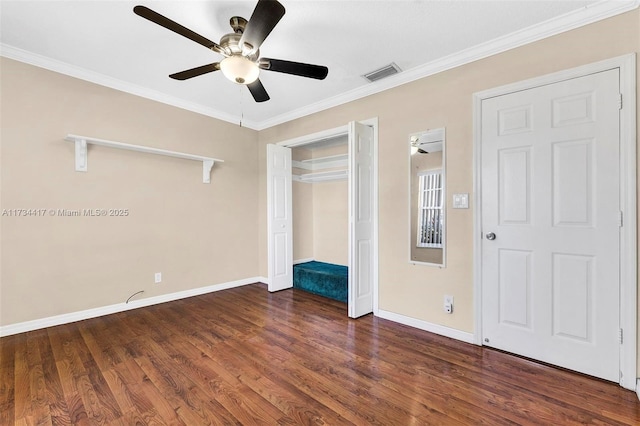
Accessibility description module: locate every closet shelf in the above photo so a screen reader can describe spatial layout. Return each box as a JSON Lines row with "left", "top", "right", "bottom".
{"left": 293, "top": 169, "right": 348, "bottom": 183}
{"left": 292, "top": 153, "right": 348, "bottom": 171}
{"left": 65, "top": 134, "right": 224, "bottom": 184}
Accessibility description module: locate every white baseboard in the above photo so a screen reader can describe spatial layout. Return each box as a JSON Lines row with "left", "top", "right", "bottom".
{"left": 376, "top": 309, "right": 475, "bottom": 344}
{"left": 0, "top": 277, "right": 261, "bottom": 337}
{"left": 1, "top": 280, "right": 477, "bottom": 344}
{"left": 636, "top": 378, "right": 640, "bottom": 401}
{"left": 293, "top": 258, "right": 314, "bottom": 265}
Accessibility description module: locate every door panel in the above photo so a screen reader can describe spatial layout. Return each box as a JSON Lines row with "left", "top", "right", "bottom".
{"left": 481, "top": 69, "right": 620, "bottom": 381}
{"left": 267, "top": 144, "right": 293, "bottom": 292}
{"left": 499, "top": 148, "right": 531, "bottom": 225}
{"left": 552, "top": 139, "right": 593, "bottom": 226}
{"left": 498, "top": 249, "right": 532, "bottom": 329}
{"left": 552, "top": 253, "right": 593, "bottom": 341}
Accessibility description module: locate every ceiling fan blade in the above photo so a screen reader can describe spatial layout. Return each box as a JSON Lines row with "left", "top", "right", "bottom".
{"left": 169, "top": 63, "right": 220, "bottom": 80}
{"left": 239, "top": 0, "right": 285, "bottom": 54}
{"left": 259, "top": 58, "right": 328, "bottom": 80}
{"left": 133, "top": 5, "right": 225, "bottom": 54}
{"left": 247, "top": 79, "right": 270, "bottom": 102}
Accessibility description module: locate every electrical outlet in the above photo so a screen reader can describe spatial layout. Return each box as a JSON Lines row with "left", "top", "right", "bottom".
{"left": 154, "top": 272, "right": 162, "bottom": 284}
{"left": 444, "top": 295, "right": 454, "bottom": 314}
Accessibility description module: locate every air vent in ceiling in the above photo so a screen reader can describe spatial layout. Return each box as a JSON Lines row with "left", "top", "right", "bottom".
{"left": 362, "top": 63, "right": 402, "bottom": 83}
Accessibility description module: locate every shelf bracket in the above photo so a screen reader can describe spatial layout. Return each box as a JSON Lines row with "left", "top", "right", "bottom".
{"left": 203, "top": 160, "right": 214, "bottom": 184}
{"left": 75, "top": 138, "right": 88, "bottom": 172}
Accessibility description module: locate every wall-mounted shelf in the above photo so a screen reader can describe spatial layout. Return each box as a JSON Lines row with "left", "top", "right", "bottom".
{"left": 293, "top": 169, "right": 348, "bottom": 183}
{"left": 65, "top": 134, "right": 223, "bottom": 183}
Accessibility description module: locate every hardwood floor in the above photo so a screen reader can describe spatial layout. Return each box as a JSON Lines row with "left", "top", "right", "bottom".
{"left": 2, "top": 283, "right": 639, "bottom": 425}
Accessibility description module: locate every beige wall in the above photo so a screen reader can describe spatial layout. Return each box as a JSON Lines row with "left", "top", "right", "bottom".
{"left": 310, "top": 144, "right": 348, "bottom": 265}
{"left": 259, "top": 10, "right": 640, "bottom": 338}
{"left": 0, "top": 58, "right": 260, "bottom": 325}
{"left": 312, "top": 180, "right": 348, "bottom": 265}
{"left": 292, "top": 181, "right": 314, "bottom": 261}
{"left": 291, "top": 147, "right": 315, "bottom": 261}
{"left": 292, "top": 179, "right": 348, "bottom": 265}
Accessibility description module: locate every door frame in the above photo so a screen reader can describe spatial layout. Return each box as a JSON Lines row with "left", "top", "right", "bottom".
{"left": 273, "top": 117, "right": 380, "bottom": 315}
{"left": 472, "top": 54, "right": 636, "bottom": 390}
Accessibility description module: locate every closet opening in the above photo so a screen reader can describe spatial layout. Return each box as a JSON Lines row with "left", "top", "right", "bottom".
{"left": 291, "top": 136, "right": 349, "bottom": 303}
{"left": 267, "top": 119, "right": 378, "bottom": 318}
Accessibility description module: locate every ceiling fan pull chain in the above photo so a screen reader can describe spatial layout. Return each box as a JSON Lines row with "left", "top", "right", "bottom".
{"left": 239, "top": 85, "right": 244, "bottom": 128}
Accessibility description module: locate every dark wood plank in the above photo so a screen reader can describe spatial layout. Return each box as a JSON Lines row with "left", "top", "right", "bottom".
{"left": 0, "top": 335, "right": 17, "bottom": 426}
{"left": 12, "top": 334, "right": 30, "bottom": 425}
{"left": 2, "top": 283, "right": 639, "bottom": 425}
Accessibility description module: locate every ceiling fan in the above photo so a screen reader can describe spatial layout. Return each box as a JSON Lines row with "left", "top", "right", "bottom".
{"left": 133, "top": 0, "right": 328, "bottom": 103}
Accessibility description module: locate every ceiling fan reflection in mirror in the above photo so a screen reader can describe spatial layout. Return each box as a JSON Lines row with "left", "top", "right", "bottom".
{"left": 133, "top": 0, "right": 328, "bottom": 103}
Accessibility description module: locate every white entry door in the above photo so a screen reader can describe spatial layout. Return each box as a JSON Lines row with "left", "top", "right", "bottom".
{"left": 348, "top": 121, "right": 375, "bottom": 318}
{"left": 267, "top": 144, "right": 293, "bottom": 292}
{"left": 481, "top": 69, "right": 620, "bottom": 381}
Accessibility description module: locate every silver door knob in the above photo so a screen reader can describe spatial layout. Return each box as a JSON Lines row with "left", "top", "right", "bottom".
{"left": 486, "top": 232, "right": 496, "bottom": 240}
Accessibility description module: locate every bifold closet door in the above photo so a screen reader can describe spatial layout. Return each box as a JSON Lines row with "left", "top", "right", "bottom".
{"left": 348, "top": 121, "right": 375, "bottom": 318}
{"left": 267, "top": 144, "right": 293, "bottom": 292}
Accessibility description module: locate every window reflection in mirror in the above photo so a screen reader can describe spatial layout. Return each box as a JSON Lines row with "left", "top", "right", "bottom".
{"left": 410, "top": 128, "right": 445, "bottom": 266}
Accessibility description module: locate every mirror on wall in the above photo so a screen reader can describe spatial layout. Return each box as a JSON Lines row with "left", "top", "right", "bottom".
{"left": 409, "top": 128, "right": 445, "bottom": 266}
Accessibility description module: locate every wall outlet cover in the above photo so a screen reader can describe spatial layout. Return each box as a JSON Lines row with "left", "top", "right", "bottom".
{"left": 444, "top": 295, "right": 454, "bottom": 314}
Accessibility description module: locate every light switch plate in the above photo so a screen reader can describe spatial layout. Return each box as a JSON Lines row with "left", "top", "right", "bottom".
{"left": 453, "top": 193, "right": 469, "bottom": 209}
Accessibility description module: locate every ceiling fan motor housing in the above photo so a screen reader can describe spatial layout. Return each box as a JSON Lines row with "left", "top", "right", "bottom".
{"left": 229, "top": 16, "right": 247, "bottom": 34}
{"left": 220, "top": 28, "right": 259, "bottom": 61}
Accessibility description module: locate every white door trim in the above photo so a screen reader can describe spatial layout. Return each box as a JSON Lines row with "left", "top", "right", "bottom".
{"left": 472, "top": 54, "right": 637, "bottom": 390}
{"left": 274, "top": 118, "right": 379, "bottom": 316}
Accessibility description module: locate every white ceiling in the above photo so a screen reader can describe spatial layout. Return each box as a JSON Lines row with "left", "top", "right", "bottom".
{"left": 1, "top": 1, "right": 636, "bottom": 130}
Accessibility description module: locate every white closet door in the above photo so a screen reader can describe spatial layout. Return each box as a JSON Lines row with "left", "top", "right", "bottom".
{"left": 267, "top": 144, "right": 293, "bottom": 292}
{"left": 349, "top": 121, "right": 375, "bottom": 318}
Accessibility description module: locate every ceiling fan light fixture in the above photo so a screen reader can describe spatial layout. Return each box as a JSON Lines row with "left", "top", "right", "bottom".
{"left": 134, "top": 1, "right": 327, "bottom": 102}
{"left": 220, "top": 56, "right": 259, "bottom": 85}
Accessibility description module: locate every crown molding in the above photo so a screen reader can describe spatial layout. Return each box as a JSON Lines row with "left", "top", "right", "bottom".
{"left": 0, "top": 44, "right": 261, "bottom": 130}
{"left": 2, "top": 0, "right": 637, "bottom": 131}
{"left": 254, "top": 0, "right": 639, "bottom": 130}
